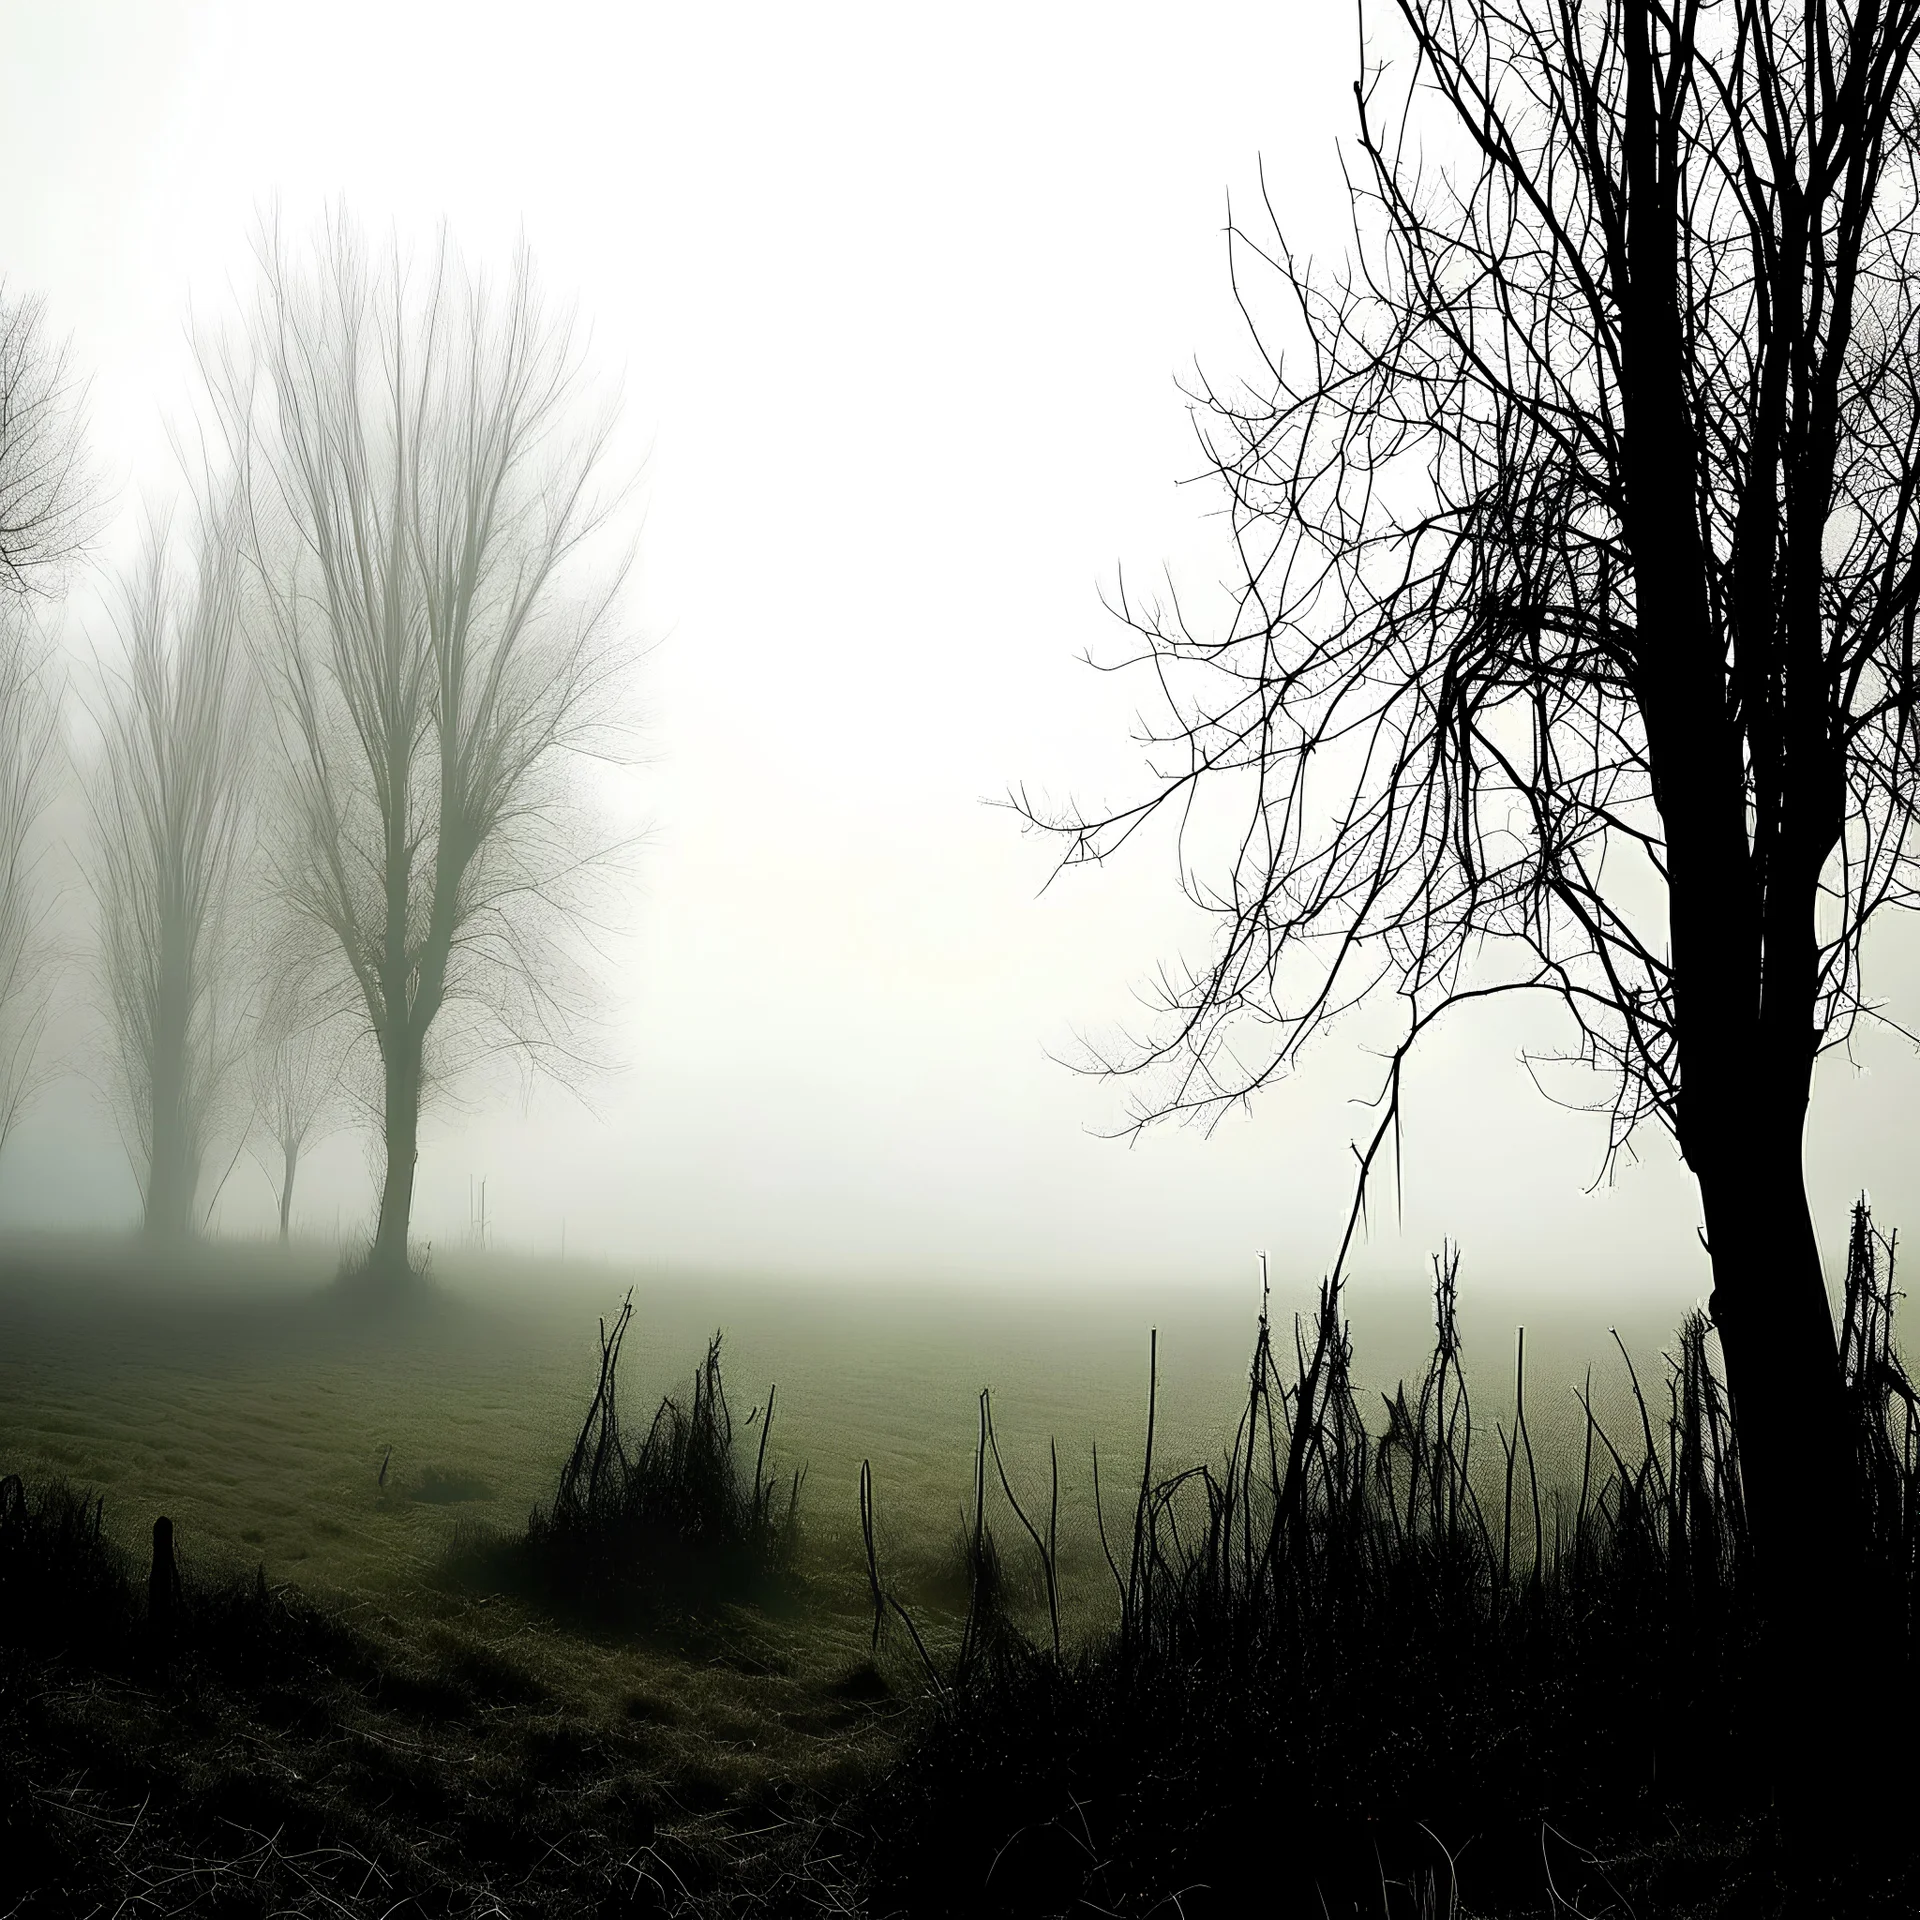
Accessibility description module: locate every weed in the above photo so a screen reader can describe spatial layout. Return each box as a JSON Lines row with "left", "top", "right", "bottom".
{"left": 469, "top": 1294, "right": 805, "bottom": 1625}
{"left": 861, "top": 1222, "right": 1920, "bottom": 1916}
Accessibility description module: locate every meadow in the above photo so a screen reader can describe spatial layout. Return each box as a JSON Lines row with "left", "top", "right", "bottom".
{"left": 0, "top": 1232, "right": 1849, "bottom": 1915}
{"left": 0, "top": 1233, "right": 1695, "bottom": 1634}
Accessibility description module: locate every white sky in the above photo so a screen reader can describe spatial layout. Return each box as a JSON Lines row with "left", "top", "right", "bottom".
{"left": 0, "top": 0, "right": 1915, "bottom": 1312}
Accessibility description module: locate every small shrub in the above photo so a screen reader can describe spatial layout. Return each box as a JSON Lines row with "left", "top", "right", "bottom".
{"left": 485, "top": 1293, "right": 805, "bottom": 1623}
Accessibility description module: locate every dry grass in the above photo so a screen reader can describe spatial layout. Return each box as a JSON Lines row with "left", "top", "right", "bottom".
{"left": 0, "top": 1239, "right": 910, "bottom": 1915}
{"left": 6, "top": 1227, "right": 1876, "bottom": 1915}
{"left": 858, "top": 1220, "right": 1920, "bottom": 1917}
{"left": 0, "top": 1474, "right": 886, "bottom": 1915}
{"left": 0, "top": 1231, "right": 1687, "bottom": 1623}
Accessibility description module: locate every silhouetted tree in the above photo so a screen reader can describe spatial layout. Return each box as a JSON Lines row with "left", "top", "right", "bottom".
{"left": 0, "top": 604, "right": 59, "bottom": 1158}
{"left": 89, "top": 508, "right": 254, "bottom": 1240}
{"left": 1027, "top": 0, "right": 1920, "bottom": 1752}
{"left": 206, "top": 218, "right": 626, "bottom": 1283}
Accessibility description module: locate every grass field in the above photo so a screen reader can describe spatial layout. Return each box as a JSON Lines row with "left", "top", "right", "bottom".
{"left": 0, "top": 1231, "right": 1745, "bottom": 1914}
{"left": 0, "top": 1233, "right": 1700, "bottom": 1629}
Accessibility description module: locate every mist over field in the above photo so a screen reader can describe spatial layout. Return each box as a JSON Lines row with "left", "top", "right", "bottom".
{"left": 6, "top": 5, "right": 1920, "bottom": 1916}
{"left": 0, "top": 0, "right": 1913, "bottom": 1314}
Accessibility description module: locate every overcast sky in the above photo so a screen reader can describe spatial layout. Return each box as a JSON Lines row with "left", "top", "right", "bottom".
{"left": 0, "top": 0, "right": 1914, "bottom": 1310}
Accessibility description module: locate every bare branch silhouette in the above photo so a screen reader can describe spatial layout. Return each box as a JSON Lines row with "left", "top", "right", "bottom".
{"left": 1020, "top": 0, "right": 1920, "bottom": 1768}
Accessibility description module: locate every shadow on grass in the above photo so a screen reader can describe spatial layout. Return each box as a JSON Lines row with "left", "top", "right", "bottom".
{"left": 410, "top": 1464, "right": 497, "bottom": 1504}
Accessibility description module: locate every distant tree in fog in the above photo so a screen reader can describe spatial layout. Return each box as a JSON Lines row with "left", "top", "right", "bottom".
{"left": 204, "top": 217, "right": 629, "bottom": 1284}
{"left": 0, "top": 604, "right": 60, "bottom": 1158}
{"left": 246, "top": 939, "right": 349, "bottom": 1243}
{"left": 0, "top": 281, "right": 99, "bottom": 601}
{"left": 0, "top": 281, "right": 101, "bottom": 1161}
{"left": 89, "top": 506, "right": 255, "bottom": 1240}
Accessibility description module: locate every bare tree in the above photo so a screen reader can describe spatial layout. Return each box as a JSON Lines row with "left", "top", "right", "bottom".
{"left": 246, "top": 943, "right": 349, "bottom": 1243}
{"left": 0, "top": 603, "right": 59, "bottom": 1157}
{"left": 0, "top": 282, "right": 99, "bottom": 1164}
{"left": 208, "top": 218, "right": 627, "bottom": 1283}
{"left": 1025, "top": 0, "right": 1920, "bottom": 1736}
{"left": 0, "top": 282, "right": 99, "bottom": 600}
{"left": 89, "top": 506, "right": 255, "bottom": 1240}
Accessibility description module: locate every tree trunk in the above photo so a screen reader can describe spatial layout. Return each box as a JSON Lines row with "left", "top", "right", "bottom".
{"left": 370, "top": 1032, "right": 422, "bottom": 1280}
{"left": 143, "top": 923, "right": 198, "bottom": 1241}
{"left": 144, "top": 1020, "right": 196, "bottom": 1240}
{"left": 1691, "top": 1103, "right": 1861, "bottom": 1819}
{"left": 278, "top": 1141, "right": 297, "bottom": 1244}
{"left": 1697, "top": 1130, "right": 1851, "bottom": 1572}
{"left": 144, "top": 1110, "right": 195, "bottom": 1239}
{"left": 1617, "top": 91, "right": 1863, "bottom": 1787}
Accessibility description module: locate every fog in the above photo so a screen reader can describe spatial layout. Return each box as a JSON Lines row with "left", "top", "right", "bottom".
{"left": 1, "top": 0, "right": 1916, "bottom": 1314}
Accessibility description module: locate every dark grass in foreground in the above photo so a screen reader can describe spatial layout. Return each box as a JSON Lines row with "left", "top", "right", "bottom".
{"left": 453, "top": 1292, "right": 806, "bottom": 1628}
{"left": 0, "top": 1302, "right": 870, "bottom": 1918}
{"left": 7, "top": 1229, "right": 1918, "bottom": 1916}
{"left": 858, "top": 1210, "right": 1920, "bottom": 1918}
{"left": 0, "top": 1334, "right": 872, "bottom": 1918}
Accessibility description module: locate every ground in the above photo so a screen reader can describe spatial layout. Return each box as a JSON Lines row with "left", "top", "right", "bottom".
{"left": 0, "top": 1234, "right": 1852, "bottom": 1916}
